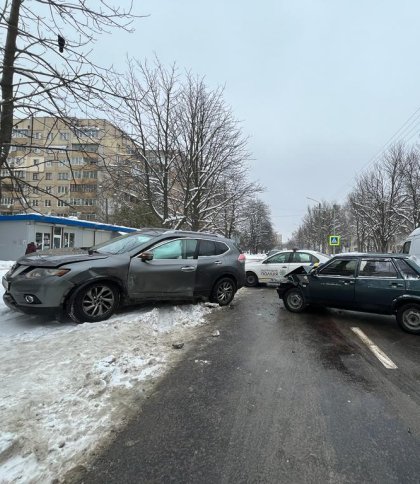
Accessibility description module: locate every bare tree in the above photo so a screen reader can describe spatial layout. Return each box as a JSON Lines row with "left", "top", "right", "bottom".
{"left": 348, "top": 145, "right": 406, "bottom": 252}
{"left": 238, "top": 198, "right": 275, "bottom": 253}
{"left": 174, "top": 74, "right": 254, "bottom": 231}
{"left": 0, "top": 0, "right": 140, "bottom": 208}
{"left": 107, "top": 60, "right": 257, "bottom": 232}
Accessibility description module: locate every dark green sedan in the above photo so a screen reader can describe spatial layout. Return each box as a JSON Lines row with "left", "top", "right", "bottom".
{"left": 277, "top": 253, "right": 420, "bottom": 334}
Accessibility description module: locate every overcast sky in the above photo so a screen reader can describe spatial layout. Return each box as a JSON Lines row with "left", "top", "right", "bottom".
{"left": 95, "top": 0, "right": 420, "bottom": 240}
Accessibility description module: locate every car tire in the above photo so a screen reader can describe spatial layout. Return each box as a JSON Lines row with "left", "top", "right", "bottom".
{"left": 283, "top": 288, "right": 306, "bottom": 313}
{"left": 211, "top": 277, "right": 236, "bottom": 306}
{"left": 396, "top": 303, "right": 420, "bottom": 334}
{"left": 69, "top": 282, "right": 119, "bottom": 323}
{"left": 245, "top": 271, "right": 259, "bottom": 287}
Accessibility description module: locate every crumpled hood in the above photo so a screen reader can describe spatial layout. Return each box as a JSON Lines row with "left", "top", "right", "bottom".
{"left": 284, "top": 265, "right": 311, "bottom": 277}
{"left": 17, "top": 248, "right": 110, "bottom": 268}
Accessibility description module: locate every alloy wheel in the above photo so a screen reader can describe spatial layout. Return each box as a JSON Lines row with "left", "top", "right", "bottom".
{"left": 82, "top": 285, "right": 115, "bottom": 317}
{"left": 217, "top": 281, "right": 234, "bottom": 304}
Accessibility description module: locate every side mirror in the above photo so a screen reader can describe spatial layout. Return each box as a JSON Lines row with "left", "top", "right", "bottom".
{"left": 140, "top": 251, "right": 154, "bottom": 262}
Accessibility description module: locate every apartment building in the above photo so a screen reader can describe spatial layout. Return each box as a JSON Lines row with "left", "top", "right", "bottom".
{"left": 0, "top": 116, "right": 137, "bottom": 220}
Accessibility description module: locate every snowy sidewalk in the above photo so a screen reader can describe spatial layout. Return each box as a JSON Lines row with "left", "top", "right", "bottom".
{"left": 0, "top": 261, "right": 221, "bottom": 483}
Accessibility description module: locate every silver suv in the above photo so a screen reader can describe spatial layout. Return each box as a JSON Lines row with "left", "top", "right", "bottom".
{"left": 2, "top": 229, "right": 245, "bottom": 322}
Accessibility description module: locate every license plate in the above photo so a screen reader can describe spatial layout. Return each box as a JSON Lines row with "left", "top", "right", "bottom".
{"left": 2, "top": 277, "right": 9, "bottom": 291}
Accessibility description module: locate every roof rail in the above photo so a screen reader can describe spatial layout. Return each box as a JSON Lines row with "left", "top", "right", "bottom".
{"left": 162, "top": 229, "right": 222, "bottom": 238}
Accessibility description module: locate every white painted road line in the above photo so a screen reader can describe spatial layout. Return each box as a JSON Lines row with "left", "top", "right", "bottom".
{"left": 351, "top": 327, "right": 398, "bottom": 369}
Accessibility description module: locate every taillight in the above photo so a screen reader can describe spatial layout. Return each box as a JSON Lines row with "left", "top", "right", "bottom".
{"left": 238, "top": 253, "right": 246, "bottom": 263}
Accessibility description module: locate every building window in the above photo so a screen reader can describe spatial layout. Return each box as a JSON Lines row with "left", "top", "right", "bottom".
{"left": 59, "top": 132, "right": 69, "bottom": 141}
{"left": 33, "top": 173, "right": 39, "bottom": 180}
{"left": 58, "top": 172, "right": 69, "bottom": 180}
{"left": 12, "top": 129, "right": 30, "bottom": 138}
{"left": 72, "top": 143, "right": 99, "bottom": 153}
{"left": 0, "top": 197, "right": 14, "bottom": 205}
{"left": 44, "top": 199, "right": 51, "bottom": 207}
{"left": 45, "top": 160, "right": 53, "bottom": 167}
{"left": 57, "top": 200, "right": 68, "bottom": 207}
{"left": 73, "top": 127, "right": 99, "bottom": 138}
{"left": 33, "top": 132, "right": 42, "bottom": 139}
{"left": 70, "top": 184, "right": 97, "bottom": 192}
{"left": 31, "top": 199, "right": 39, "bottom": 207}
{"left": 83, "top": 171, "right": 97, "bottom": 179}
{"left": 71, "top": 156, "right": 85, "bottom": 165}
{"left": 57, "top": 186, "right": 68, "bottom": 194}
{"left": 45, "top": 186, "right": 53, "bottom": 193}
{"left": 46, "top": 172, "right": 52, "bottom": 180}
{"left": 15, "top": 170, "right": 25, "bottom": 179}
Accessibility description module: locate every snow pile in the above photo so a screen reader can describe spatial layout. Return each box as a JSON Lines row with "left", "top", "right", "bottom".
{"left": 0, "top": 262, "right": 218, "bottom": 483}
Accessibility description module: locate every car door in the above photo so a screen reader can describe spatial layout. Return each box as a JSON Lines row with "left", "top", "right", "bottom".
{"left": 128, "top": 238, "right": 198, "bottom": 300}
{"left": 195, "top": 239, "right": 231, "bottom": 296}
{"left": 308, "top": 258, "right": 358, "bottom": 307}
{"left": 355, "top": 258, "right": 406, "bottom": 312}
{"left": 289, "top": 251, "right": 317, "bottom": 274}
{"left": 258, "top": 252, "right": 291, "bottom": 283}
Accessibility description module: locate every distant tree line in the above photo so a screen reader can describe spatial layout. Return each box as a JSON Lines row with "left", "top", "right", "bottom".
{"left": 288, "top": 144, "right": 420, "bottom": 253}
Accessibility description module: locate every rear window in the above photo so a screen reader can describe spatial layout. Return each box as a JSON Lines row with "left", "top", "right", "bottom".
{"left": 291, "top": 252, "right": 312, "bottom": 263}
{"left": 198, "top": 240, "right": 228, "bottom": 257}
{"left": 359, "top": 259, "right": 397, "bottom": 278}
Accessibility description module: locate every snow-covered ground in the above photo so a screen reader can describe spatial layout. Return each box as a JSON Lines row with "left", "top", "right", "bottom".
{"left": 0, "top": 261, "right": 224, "bottom": 483}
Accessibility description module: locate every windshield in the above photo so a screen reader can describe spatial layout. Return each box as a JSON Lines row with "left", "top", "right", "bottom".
{"left": 91, "top": 233, "right": 154, "bottom": 255}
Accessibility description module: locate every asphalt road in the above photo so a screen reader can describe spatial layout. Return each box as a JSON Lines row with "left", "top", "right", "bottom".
{"left": 78, "top": 287, "right": 420, "bottom": 484}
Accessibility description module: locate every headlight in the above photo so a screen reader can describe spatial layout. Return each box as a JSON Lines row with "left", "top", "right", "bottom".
{"left": 25, "top": 268, "right": 70, "bottom": 279}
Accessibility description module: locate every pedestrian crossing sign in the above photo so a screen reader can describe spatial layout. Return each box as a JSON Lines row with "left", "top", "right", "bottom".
{"left": 329, "top": 235, "right": 340, "bottom": 246}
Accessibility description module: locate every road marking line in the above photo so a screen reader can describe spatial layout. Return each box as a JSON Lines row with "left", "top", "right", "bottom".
{"left": 351, "top": 327, "right": 398, "bottom": 369}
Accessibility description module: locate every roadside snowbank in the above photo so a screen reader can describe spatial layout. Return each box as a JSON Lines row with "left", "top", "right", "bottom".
{"left": 0, "top": 262, "right": 219, "bottom": 483}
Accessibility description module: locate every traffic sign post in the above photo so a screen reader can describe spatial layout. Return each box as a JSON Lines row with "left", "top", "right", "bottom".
{"left": 329, "top": 235, "right": 340, "bottom": 254}
{"left": 329, "top": 235, "right": 340, "bottom": 246}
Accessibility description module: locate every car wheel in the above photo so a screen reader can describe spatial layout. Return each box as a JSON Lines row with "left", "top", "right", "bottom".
{"left": 211, "top": 277, "right": 236, "bottom": 306}
{"left": 396, "top": 303, "right": 420, "bottom": 334}
{"left": 283, "top": 288, "right": 306, "bottom": 313}
{"left": 70, "top": 282, "right": 119, "bottom": 323}
{"left": 245, "top": 271, "right": 259, "bottom": 287}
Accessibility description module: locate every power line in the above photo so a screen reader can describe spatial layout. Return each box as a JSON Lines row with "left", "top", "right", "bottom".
{"left": 330, "top": 104, "right": 420, "bottom": 202}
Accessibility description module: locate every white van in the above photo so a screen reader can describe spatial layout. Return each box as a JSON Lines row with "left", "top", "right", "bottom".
{"left": 402, "top": 227, "right": 420, "bottom": 260}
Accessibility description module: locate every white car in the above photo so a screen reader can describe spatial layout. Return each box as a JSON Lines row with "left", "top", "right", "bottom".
{"left": 245, "top": 249, "right": 330, "bottom": 287}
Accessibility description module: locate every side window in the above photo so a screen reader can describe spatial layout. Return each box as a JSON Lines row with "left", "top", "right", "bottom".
{"left": 402, "top": 241, "right": 411, "bottom": 254}
{"left": 291, "top": 252, "right": 312, "bottom": 263}
{"left": 184, "top": 239, "right": 198, "bottom": 259}
{"left": 359, "top": 260, "right": 397, "bottom": 278}
{"left": 264, "top": 253, "right": 290, "bottom": 264}
{"left": 214, "top": 241, "right": 229, "bottom": 255}
{"left": 394, "top": 259, "right": 419, "bottom": 279}
{"left": 151, "top": 239, "right": 198, "bottom": 260}
{"left": 151, "top": 240, "right": 183, "bottom": 259}
{"left": 198, "top": 240, "right": 216, "bottom": 257}
{"left": 320, "top": 259, "right": 357, "bottom": 277}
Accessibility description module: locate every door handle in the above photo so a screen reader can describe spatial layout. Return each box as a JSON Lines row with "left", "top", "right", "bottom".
{"left": 214, "top": 261, "right": 222, "bottom": 265}
{"left": 181, "top": 266, "right": 196, "bottom": 272}
{"left": 389, "top": 282, "right": 403, "bottom": 288}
